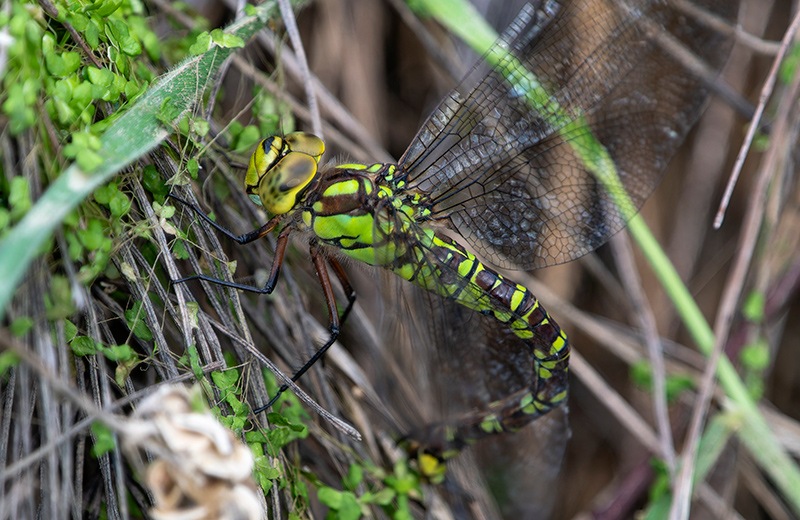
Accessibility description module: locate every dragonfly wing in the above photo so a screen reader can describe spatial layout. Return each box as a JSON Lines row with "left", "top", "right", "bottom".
{"left": 399, "top": 0, "right": 737, "bottom": 269}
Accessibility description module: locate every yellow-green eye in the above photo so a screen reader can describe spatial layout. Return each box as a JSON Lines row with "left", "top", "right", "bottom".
{"left": 244, "top": 133, "right": 325, "bottom": 214}
{"left": 245, "top": 137, "right": 283, "bottom": 205}
{"left": 284, "top": 131, "right": 325, "bottom": 160}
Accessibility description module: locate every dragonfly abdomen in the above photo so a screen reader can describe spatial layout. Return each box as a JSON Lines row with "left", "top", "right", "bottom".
{"left": 395, "top": 225, "right": 571, "bottom": 457}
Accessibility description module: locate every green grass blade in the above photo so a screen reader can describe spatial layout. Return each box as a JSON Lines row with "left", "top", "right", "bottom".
{"left": 630, "top": 214, "right": 800, "bottom": 513}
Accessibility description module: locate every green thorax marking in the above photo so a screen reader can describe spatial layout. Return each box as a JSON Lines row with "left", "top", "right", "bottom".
{"left": 301, "top": 161, "right": 427, "bottom": 266}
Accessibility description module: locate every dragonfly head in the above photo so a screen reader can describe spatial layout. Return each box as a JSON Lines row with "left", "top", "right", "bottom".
{"left": 245, "top": 132, "right": 325, "bottom": 215}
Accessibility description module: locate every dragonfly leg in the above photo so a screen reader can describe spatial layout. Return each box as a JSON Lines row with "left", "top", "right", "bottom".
{"left": 171, "top": 194, "right": 291, "bottom": 294}
{"left": 168, "top": 193, "right": 281, "bottom": 245}
{"left": 326, "top": 256, "right": 357, "bottom": 327}
{"left": 253, "top": 242, "right": 348, "bottom": 413}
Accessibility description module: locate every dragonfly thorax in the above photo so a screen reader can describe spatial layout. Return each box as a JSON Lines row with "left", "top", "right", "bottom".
{"left": 244, "top": 132, "right": 325, "bottom": 215}
{"left": 300, "top": 162, "right": 418, "bottom": 267}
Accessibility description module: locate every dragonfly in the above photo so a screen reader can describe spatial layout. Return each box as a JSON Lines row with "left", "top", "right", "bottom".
{"left": 171, "top": 0, "right": 736, "bottom": 468}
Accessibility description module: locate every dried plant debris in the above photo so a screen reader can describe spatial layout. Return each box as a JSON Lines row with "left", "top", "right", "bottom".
{"left": 123, "top": 385, "right": 263, "bottom": 520}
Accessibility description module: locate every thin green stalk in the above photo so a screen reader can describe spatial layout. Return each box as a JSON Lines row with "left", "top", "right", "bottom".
{"left": 630, "top": 214, "right": 800, "bottom": 513}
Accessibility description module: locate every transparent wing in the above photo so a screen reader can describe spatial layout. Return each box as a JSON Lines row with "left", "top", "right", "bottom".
{"left": 398, "top": 0, "right": 737, "bottom": 269}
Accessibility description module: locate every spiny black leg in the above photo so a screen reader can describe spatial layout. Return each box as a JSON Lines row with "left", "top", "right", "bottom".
{"left": 170, "top": 191, "right": 354, "bottom": 415}
{"left": 168, "top": 193, "right": 281, "bottom": 245}
{"left": 253, "top": 243, "right": 345, "bottom": 414}
{"left": 170, "top": 194, "right": 292, "bottom": 294}
{"left": 327, "top": 256, "right": 357, "bottom": 328}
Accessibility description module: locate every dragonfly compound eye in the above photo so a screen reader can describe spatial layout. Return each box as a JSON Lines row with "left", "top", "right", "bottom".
{"left": 284, "top": 131, "right": 325, "bottom": 161}
{"left": 245, "top": 133, "right": 324, "bottom": 214}
{"left": 245, "top": 136, "right": 284, "bottom": 206}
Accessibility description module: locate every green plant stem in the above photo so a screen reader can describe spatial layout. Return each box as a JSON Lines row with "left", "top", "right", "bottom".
{"left": 629, "top": 215, "right": 800, "bottom": 514}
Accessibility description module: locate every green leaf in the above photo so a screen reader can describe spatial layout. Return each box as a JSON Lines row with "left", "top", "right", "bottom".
{"left": 115, "top": 357, "right": 140, "bottom": 387}
{"left": 64, "top": 132, "right": 104, "bottom": 172}
{"left": 90, "top": 421, "right": 117, "bottom": 457}
{"left": 77, "top": 219, "right": 106, "bottom": 250}
{"left": 43, "top": 34, "right": 81, "bottom": 77}
{"left": 0, "top": 351, "right": 21, "bottom": 376}
{"left": 265, "top": 424, "right": 307, "bottom": 455}
{"left": 143, "top": 164, "right": 169, "bottom": 199}
{"left": 156, "top": 95, "right": 181, "bottom": 123}
{"left": 259, "top": 463, "right": 282, "bottom": 481}
{"left": 266, "top": 412, "right": 307, "bottom": 433}
{"left": 210, "top": 28, "right": 244, "bottom": 49}
{"left": 211, "top": 369, "right": 239, "bottom": 389}
{"left": 780, "top": 44, "right": 800, "bottom": 84}
{"left": 664, "top": 374, "right": 695, "bottom": 402}
{"left": 189, "top": 32, "right": 212, "bottom": 55}
{"left": 218, "top": 412, "right": 246, "bottom": 432}
{"left": 2, "top": 83, "right": 37, "bottom": 134}
{"left": 84, "top": 18, "right": 101, "bottom": 48}
{"left": 106, "top": 19, "right": 142, "bottom": 56}
{"left": 185, "top": 301, "right": 200, "bottom": 329}
{"left": 370, "top": 488, "right": 395, "bottom": 506}
{"left": 226, "top": 393, "right": 248, "bottom": 416}
{"left": 741, "top": 339, "right": 770, "bottom": 372}
{"left": 192, "top": 118, "right": 209, "bottom": 137}
{"left": 641, "top": 492, "right": 672, "bottom": 520}
{"left": 90, "top": 0, "right": 123, "bottom": 18}
{"left": 9, "top": 316, "right": 33, "bottom": 336}
{"left": 742, "top": 291, "right": 766, "bottom": 322}
{"left": 186, "top": 157, "right": 200, "bottom": 179}
{"left": 336, "top": 491, "right": 362, "bottom": 520}
{"left": 343, "top": 463, "right": 363, "bottom": 490}
{"left": 72, "top": 81, "right": 94, "bottom": 110}
{"left": 94, "top": 183, "right": 116, "bottom": 204}
{"left": 187, "top": 343, "right": 204, "bottom": 381}
{"left": 139, "top": 26, "right": 161, "bottom": 61}
{"left": 0, "top": 209, "right": 10, "bottom": 231}
{"left": 317, "top": 487, "right": 343, "bottom": 508}
{"left": 172, "top": 239, "right": 190, "bottom": 260}
{"left": 101, "top": 343, "right": 136, "bottom": 362}
{"left": 9, "top": 177, "right": 32, "bottom": 220}
{"left": 109, "top": 191, "right": 131, "bottom": 218}
{"left": 64, "top": 319, "right": 78, "bottom": 342}
{"left": 125, "top": 303, "right": 154, "bottom": 341}
{"left": 87, "top": 66, "right": 116, "bottom": 89}
{"left": 70, "top": 336, "right": 99, "bottom": 356}
{"left": 236, "top": 125, "right": 262, "bottom": 152}
{"left": 46, "top": 275, "right": 75, "bottom": 320}
{"left": 110, "top": 46, "right": 129, "bottom": 76}
{"left": 252, "top": 452, "right": 282, "bottom": 487}
{"left": 384, "top": 462, "right": 418, "bottom": 495}
{"left": 245, "top": 430, "right": 270, "bottom": 444}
